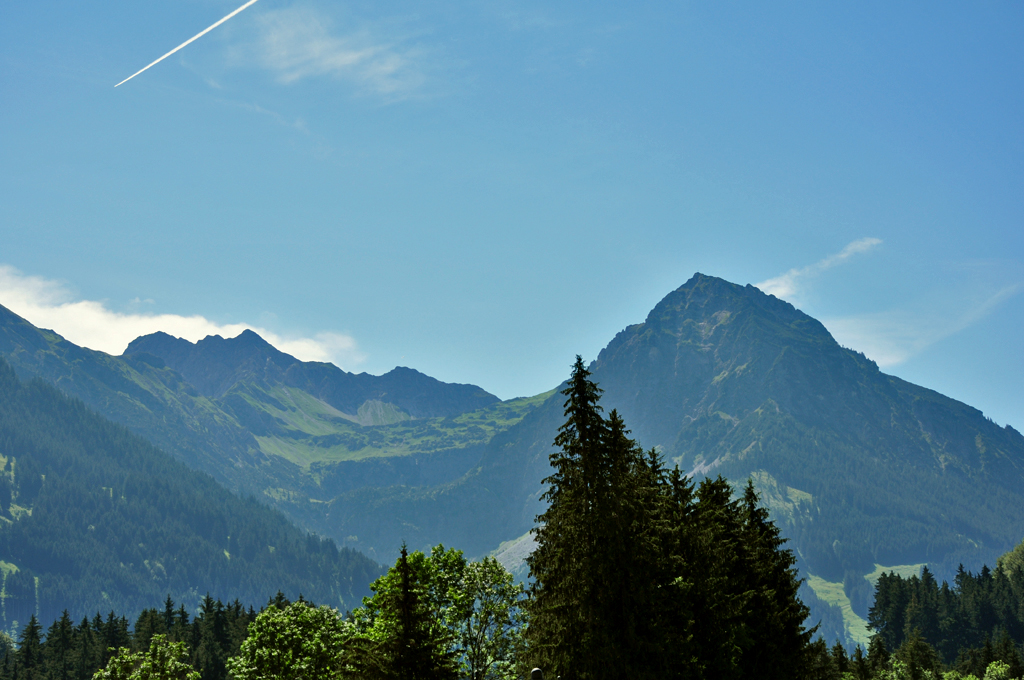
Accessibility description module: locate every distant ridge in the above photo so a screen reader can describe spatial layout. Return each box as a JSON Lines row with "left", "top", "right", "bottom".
{"left": 126, "top": 330, "right": 500, "bottom": 417}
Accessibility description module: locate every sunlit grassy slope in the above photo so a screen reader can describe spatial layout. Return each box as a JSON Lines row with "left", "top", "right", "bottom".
{"left": 247, "top": 387, "right": 556, "bottom": 467}
{"left": 806, "top": 562, "right": 925, "bottom": 649}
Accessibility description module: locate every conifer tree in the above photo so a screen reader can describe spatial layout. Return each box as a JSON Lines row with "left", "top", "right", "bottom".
{"left": 735, "top": 480, "right": 813, "bottom": 678}
{"left": 193, "top": 596, "right": 227, "bottom": 680}
{"left": 526, "top": 356, "right": 606, "bottom": 679}
{"left": 866, "top": 635, "right": 890, "bottom": 677}
{"left": 133, "top": 609, "right": 167, "bottom": 652}
{"left": 43, "top": 611, "right": 74, "bottom": 680}
{"left": 526, "top": 357, "right": 814, "bottom": 680}
{"left": 72, "top": 617, "right": 98, "bottom": 680}
{"left": 852, "top": 645, "right": 870, "bottom": 680}
{"left": 162, "top": 598, "right": 176, "bottom": 634}
{"left": 17, "top": 615, "right": 44, "bottom": 680}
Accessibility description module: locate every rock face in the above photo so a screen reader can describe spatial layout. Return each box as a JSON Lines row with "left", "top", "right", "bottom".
{"left": 596, "top": 274, "right": 1024, "bottom": 486}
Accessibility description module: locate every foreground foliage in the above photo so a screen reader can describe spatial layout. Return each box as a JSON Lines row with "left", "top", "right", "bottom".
{"left": 350, "top": 545, "right": 524, "bottom": 680}
{"left": 93, "top": 636, "right": 197, "bottom": 680}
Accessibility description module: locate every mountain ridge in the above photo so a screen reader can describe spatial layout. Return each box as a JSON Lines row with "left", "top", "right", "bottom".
{"left": 125, "top": 330, "right": 500, "bottom": 419}
{"left": 0, "top": 302, "right": 535, "bottom": 532}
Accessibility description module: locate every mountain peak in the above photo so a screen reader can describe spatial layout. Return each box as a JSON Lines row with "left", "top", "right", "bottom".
{"left": 639, "top": 272, "right": 821, "bottom": 342}
{"left": 233, "top": 328, "right": 271, "bottom": 346}
{"left": 125, "top": 330, "right": 298, "bottom": 397}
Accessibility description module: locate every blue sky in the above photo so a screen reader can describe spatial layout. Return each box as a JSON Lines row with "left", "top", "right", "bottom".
{"left": 1, "top": 1, "right": 1022, "bottom": 428}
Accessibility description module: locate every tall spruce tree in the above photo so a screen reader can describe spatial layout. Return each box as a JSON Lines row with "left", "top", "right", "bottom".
{"left": 526, "top": 356, "right": 607, "bottom": 679}
{"left": 735, "top": 480, "right": 813, "bottom": 677}
{"left": 17, "top": 615, "right": 44, "bottom": 680}
{"left": 43, "top": 612, "right": 74, "bottom": 680}
{"left": 526, "top": 356, "right": 814, "bottom": 680}
{"left": 391, "top": 545, "right": 458, "bottom": 680}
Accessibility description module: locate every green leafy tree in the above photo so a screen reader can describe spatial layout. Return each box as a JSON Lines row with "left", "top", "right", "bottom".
{"left": 92, "top": 635, "right": 198, "bottom": 680}
{"left": 347, "top": 545, "right": 459, "bottom": 680}
{"left": 981, "top": 660, "right": 1013, "bottom": 680}
{"left": 351, "top": 544, "right": 524, "bottom": 680}
{"left": 452, "top": 557, "right": 526, "bottom": 680}
{"left": 225, "top": 601, "right": 348, "bottom": 680}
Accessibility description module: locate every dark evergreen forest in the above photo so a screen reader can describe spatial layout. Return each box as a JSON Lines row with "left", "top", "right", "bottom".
{"left": 0, "top": 358, "right": 382, "bottom": 632}
{"left": 864, "top": 563, "right": 1024, "bottom": 676}
{"left": 0, "top": 593, "right": 275, "bottom": 680}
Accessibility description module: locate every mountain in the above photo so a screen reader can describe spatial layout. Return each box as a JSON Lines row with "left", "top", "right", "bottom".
{"left": 0, "top": 304, "right": 515, "bottom": 514}
{"left": 302, "top": 274, "right": 1024, "bottom": 644}
{"left": 595, "top": 274, "right": 1024, "bottom": 578}
{"left": 4, "top": 275, "right": 1024, "bottom": 647}
{"left": 0, "top": 357, "right": 382, "bottom": 634}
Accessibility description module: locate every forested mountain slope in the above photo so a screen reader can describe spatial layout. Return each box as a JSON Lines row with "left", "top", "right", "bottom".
{"left": 0, "top": 358, "right": 382, "bottom": 634}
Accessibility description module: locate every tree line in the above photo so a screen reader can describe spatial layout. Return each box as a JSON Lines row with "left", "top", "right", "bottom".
{"left": 0, "top": 594, "right": 255, "bottom": 680}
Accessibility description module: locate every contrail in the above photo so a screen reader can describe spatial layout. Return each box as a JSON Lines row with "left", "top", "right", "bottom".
{"left": 115, "top": 0, "right": 261, "bottom": 87}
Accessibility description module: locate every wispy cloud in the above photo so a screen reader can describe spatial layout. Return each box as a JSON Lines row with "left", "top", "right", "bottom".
{"left": 220, "top": 98, "right": 309, "bottom": 132}
{"left": 246, "top": 6, "right": 427, "bottom": 98}
{"left": 0, "top": 265, "right": 366, "bottom": 369}
{"left": 824, "top": 285, "right": 1022, "bottom": 367}
{"left": 757, "top": 238, "right": 883, "bottom": 300}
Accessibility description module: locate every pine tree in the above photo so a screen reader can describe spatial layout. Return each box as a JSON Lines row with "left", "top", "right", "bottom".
{"left": 133, "top": 609, "right": 167, "bottom": 652}
{"left": 72, "top": 617, "right": 99, "bottom": 680}
{"left": 17, "top": 616, "right": 44, "bottom": 680}
{"left": 193, "top": 596, "right": 228, "bottom": 680}
{"left": 866, "top": 635, "right": 890, "bottom": 677}
{"left": 733, "top": 480, "right": 813, "bottom": 678}
{"left": 171, "top": 605, "right": 191, "bottom": 646}
{"left": 893, "top": 628, "right": 942, "bottom": 680}
{"left": 43, "top": 611, "right": 74, "bottom": 680}
{"left": 162, "top": 597, "right": 176, "bottom": 634}
{"left": 852, "top": 645, "right": 870, "bottom": 680}
{"left": 526, "top": 356, "right": 606, "bottom": 679}
{"left": 526, "top": 357, "right": 815, "bottom": 680}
